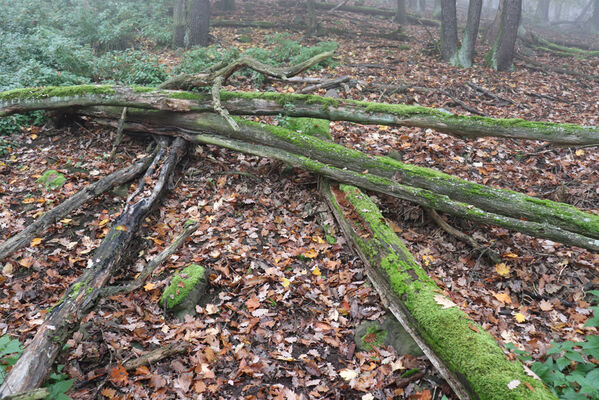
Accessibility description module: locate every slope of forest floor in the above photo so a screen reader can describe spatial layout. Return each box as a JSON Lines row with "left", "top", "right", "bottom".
{"left": 0, "top": 1, "right": 598, "bottom": 399}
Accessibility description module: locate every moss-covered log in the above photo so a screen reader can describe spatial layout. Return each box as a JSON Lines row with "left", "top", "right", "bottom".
{"left": 322, "top": 181, "right": 556, "bottom": 400}
{"left": 92, "top": 116, "right": 599, "bottom": 252}
{"left": 0, "top": 138, "right": 186, "bottom": 396}
{"left": 2, "top": 86, "right": 598, "bottom": 145}
{"left": 83, "top": 106, "right": 599, "bottom": 244}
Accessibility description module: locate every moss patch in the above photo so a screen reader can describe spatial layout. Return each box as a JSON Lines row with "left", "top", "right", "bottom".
{"left": 284, "top": 117, "right": 330, "bottom": 139}
{"left": 37, "top": 169, "right": 66, "bottom": 190}
{"left": 161, "top": 264, "right": 206, "bottom": 309}
{"left": 0, "top": 85, "right": 115, "bottom": 102}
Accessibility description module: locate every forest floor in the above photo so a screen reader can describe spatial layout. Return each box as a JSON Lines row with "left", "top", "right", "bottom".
{"left": 0, "top": 1, "right": 598, "bottom": 399}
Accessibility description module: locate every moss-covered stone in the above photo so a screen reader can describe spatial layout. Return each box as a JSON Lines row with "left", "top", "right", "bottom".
{"left": 161, "top": 264, "right": 207, "bottom": 310}
{"left": 333, "top": 184, "right": 556, "bottom": 400}
{"left": 37, "top": 169, "right": 66, "bottom": 190}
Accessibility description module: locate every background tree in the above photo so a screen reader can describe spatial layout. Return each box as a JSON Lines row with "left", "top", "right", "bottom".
{"left": 173, "top": 0, "right": 186, "bottom": 48}
{"left": 487, "top": 0, "right": 522, "bottom": 71}
{"left": 396, "top": 0, "right": 408, "bottom": 24}
{"left": 536, "top": 0, "right": 550, "bottom": 21}
{"left": 440, "top": 0, "right": 483, "bottom": 67}
{"left": 440, "top": 0, "right": 458, "bottom": 61}
{"left": 189, "top": 0, "right": 210, "bottom": 47}
{"left": 593, "top": 0, "right": 599, "bottom": 30}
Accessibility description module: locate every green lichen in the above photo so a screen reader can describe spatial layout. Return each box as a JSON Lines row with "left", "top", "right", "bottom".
{"left": 37, "top": 170, "right": 66, "bottom": 190}
{"left": 161, "top": 264, "right": 206, "bottom": 309}
{"left": 334, "top": 184, "right": 556, "bottom": 400}
{"left": 0, "top": 85, "right": 115, "bottom": 102}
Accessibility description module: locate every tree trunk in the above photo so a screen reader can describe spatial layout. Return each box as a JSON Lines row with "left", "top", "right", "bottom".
{"left": 306, "top": 0, "right": 318, "bottom": 36}
{"left": 397, "top": 0, "right": 408, "bottom": 24}
{"left": 453, "top": 0, "right": 483, "bottom": 67}
{"left": 188, "top": 0, "right": 210, "bottom": 47}
{"left": 409, "top": 0, "right": 417, "bottom": 11}
{"left": 440, "top": 0, "right": 458, "bottom": 61}
{"left": 485, "top": 0, "right": 504, "bottom": 43}
{"left": 433, "top": 0, "right": 441, "bottom": 18}
{"left": 173, "top": 0, "right": 187, "bottom": 48}
{"left": 322, "top": 182, "right": 557, "bottom": 400}
{"left": 3, "top": 86, "right": 599, "bottom": 145}
{"left": 536, "top": 0, "right": 550, "bottom": 21}
{"left": 487, "top": 0, "right": 522, "bottom": 71}
{"left": 419, "top": 0, "right": 426, "bottom": 12}
{"left": 0, "top": 138, "right": 187, "bottom": 396}
{"left": 310, "top": 1, "right": 440, "bottom": 26}
{"left": 593, "top": 0, "right": 599, "bottom": 31}
{"left": 221, "top": 0, "right": 235, "bottom": 11}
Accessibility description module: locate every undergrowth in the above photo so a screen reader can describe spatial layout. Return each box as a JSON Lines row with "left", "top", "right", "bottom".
{"left": 508, "top": 290, "right": 599, "bottom": 399}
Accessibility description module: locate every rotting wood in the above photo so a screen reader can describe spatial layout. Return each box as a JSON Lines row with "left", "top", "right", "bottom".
{"left": 0, "top": 153, "right": 155, "bottom": 261}
{"left": 0, "top": 137, "right": 187, "bottom": 396}
{"left": 83, "top": 107, "right": 599, "bottom": 244}
{"left": 2, "top": 86, "right": 599, "bottom": 145}
{"left": 122, "top": 342, "right": 190, "bottom": 371}
{"left": 321, "top": 180, "right": 557, "bottom": 400}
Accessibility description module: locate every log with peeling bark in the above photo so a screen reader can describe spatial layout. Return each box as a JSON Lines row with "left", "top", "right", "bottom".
{"left": 90, "top": 115, "right": 599, "bottom": 252}
{"left": 321, "top": 181, "right": 557, "bottom": 400}
{"left": 2, "top": 86, "right": 598, "bottom": 145}
{"left": 0, "top": 153, "right": 154, "bottom": 261}
{"left": 0, "top": 137, "right": 187, "bottom": 396}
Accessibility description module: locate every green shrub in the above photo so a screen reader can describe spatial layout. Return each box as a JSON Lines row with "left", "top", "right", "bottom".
{"left": 0, "top": 335, "right": 23, "bottom": 385}
{"left": 508, "top": 290, "right": 599, "bottom": 399}
{"left": 93, "top": 50, "right": 168, "bottom": 85}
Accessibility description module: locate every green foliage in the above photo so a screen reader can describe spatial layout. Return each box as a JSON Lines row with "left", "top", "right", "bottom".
{"left": 0, "top": 335, "right": 23, "bottom": 385}
{"left": 0, "top": 111, "right": 45, "bottom": 136}
{"left": 45, "top": 365, "right": 73, "bottom": 400}
{"left": 361, "top": 325, "right": 387, "bottom": 351}
{"left": 508, "top": 290, "right": 599, "bottom": 399}
{"left": 38, "top": 170, "right": 67, "bottom": 190}
{"left": 93, "top": 50, "right": 168, "bottom": 86}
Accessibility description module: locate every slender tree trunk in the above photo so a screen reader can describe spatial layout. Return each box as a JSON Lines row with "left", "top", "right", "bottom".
{"left": 188, "top": 0, "right": 210, "bottom": 47}
{"left": 409, "top": 0, "right": 417, "bottom": 10}
{"left": 396, "top": 0, "right": 408, "bottom": 24}
{"left": 536, "top": 0, "right": 550, "bottom": 21}
{"left": 306, "top": 0, "right": 318, "bottom": 36}
{"left": 552, "top": 1, "right": 561, "bottom": 21}
{"left": 419, "top": 0, "right": 426, "bottom": 12}
{"left": 440, "top": 0, "right": 458, "bottom": 61}
{"left": 453, "top": 0, "right": 483, "bottom": 67}
{"left": 593, "top": 0, "right": 599, "bottom": 31}
{"left": 485, "top": 0, "right": 504, "bottom": 43}
{"left": 433, "top": 0, "right": 442, "bottom": 18}
{"left": 487, "top": 0, "right": 522, "bottom": 71}
{"left": 222, "top": 0, "right": 235, "bottom": 11}
{"left": 173, "top": 0, "right": 186, "bottom": 48}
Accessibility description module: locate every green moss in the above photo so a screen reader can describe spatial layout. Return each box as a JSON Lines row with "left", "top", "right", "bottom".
{"left": 361, "top": 325, "right": 387, "bottom": 351}
{"left": 0, "top": 85, "right": 115, "bottom": 101}
{"left": 285, "top": 117, "right": 330, "bottom": 139}
{"left": 168, "top": 91, "right": 208, "bottom": 101}
{"left": 161, "top": 264, "right": 206, "bottom": 309}
{"left": 133, "top": 86, "right": 156, "bottom": 93}
{"left": 69, "top": 282, "right": 84, "bottom": 298}
{"left": 334, "top": 184, "right": 556, "bottom": 400}
{"left": 37, "top": 169, "right": 66, "bottom": 190}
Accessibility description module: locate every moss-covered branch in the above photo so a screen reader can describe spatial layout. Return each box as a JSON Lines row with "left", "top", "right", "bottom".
{"left": 322, "top": 181, "right": 556, "bottom": 400}
{"left": 2, "top": 86, "right": 598, "bottom": 145}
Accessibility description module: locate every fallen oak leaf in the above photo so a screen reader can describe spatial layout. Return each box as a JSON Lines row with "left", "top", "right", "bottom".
{"left": 109, "top": 364, "right": 129, "bottom": 386}
{"left": 434, "top": 294, "right": 456, "bottom": 309}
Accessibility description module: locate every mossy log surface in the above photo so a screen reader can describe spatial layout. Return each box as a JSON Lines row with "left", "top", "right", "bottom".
{"left": 82, "top": 106, "right": 599, "bottom": 245}
{"left": 91, "top": 115, "right": 599, "bottom": 252}
{"left": 2, "top": 86, "right": 598, "bottom": 145}
{"left": 323, "top": 182, "right": 556, "bottom": 400}
{"left": 0, "top": 138, "right": 186, "bottom": 396}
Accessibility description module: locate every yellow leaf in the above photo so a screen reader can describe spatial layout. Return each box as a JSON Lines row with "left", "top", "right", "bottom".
{"left": 422, "top": 255, "right": 434, "bottom": 267}
{"left": 22, "top": 198, "right": 36, "bottom": 204}
{"left": 144, "top": 282, "right": 156, "bottom": 291}
{"left": 312, "top": 267, "right": 322, "bottom": 276}
{"left": 281, "top": 277, "right": 290, "bottom": 287}
{"left": 99, "top": 219, "right": 110, "bottom": 227}
{"left": 575, "top": 149, "right": 585, "bottom": 156}
{"left": 313, "top": 236, "right": 325, "bottom": 244}
{"left": 115, "top": 225, "right": 128, "bottom": 231}
{"left": 493, "top": 291, "right": 512, "bottom": 304}
{"left": 302, "top": 249, "right": 319, "bottom": 259}
{"left": 495, "top": 263, "right": 510, "bottom": 277}
{"left": 30, "top": 238, "right": 43, "bottom": 247}
{"left": 30, "top": 134, "right": 38, "bottom": 140}
{"left": 503, "top": 252, "right": 518, "bottom": 259}
{"left": 514, "top": 313, "right": 526, "bottom": 323}
{"left": 60, "top": 218, "right": 73, "bottom": 224}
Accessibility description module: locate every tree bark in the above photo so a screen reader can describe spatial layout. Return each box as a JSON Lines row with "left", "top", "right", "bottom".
{"left": 322, "top": 182, "right": 557, "bottom": 400}
{"left": 0, "top": 138, "right": 186, "bottom": 396}
{"left": 397, "top": 0, "right": 408, "bottom": 24}
{"left": 2, "top": 86, "right": 599, "bottom": 145}
{"left": 592, "top": 0, "right": 599, "bottom": 31}
{"left": 536, "top": 0, "right": 550, "bottom": 21}
{"left": 306, "top": 0, "right": 318, "bottom": 36}
{"left": 485, "top": 0, "right": 504, "bottom": 44}
{"left": 487, "top": 0, "right": 522, "bottom": 71}
{"left": 221, "top": 0, "right": 235, "bottom": 11}
{"left": 440, "top": 0, "right": 458, "bottom": 61}
{"left": 453, "top": 0, "right": 483, "bottom": 67}
{"left": 188, "top": 0, "right": 210, "bottom": 47}
{"left": 173, "top": 0, "right": 187, "bottom": 48}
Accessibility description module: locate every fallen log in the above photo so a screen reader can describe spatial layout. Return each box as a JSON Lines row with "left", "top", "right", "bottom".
{"left": 0, "top": 137, "right": 187, "bottom": 396}
{"left": 309, "top": 1, "right": 440, "bottom": 26}
{"left": 84, "top": 107, "right": 599, "bottom": 244}
{"left": 93, "top": 117, "right": 599, "bottom": 252}
{"left": 321, "top": 181, "right": 556, "bottom": 400}
{"left": 0, "top": 153, "right": 154, "bottom": 261}
{"left": 2, "top": 86, "right": 598, "bottom": 145}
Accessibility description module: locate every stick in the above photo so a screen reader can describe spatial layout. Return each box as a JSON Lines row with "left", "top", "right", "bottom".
{"left": 122, "top": 342, "right": 190, "bottom": 370}
{"left": 0, "top": 154, "right": 155, "bottom": 261}
{"left": 109, "top": 107, "right": 128, "bottom": 158}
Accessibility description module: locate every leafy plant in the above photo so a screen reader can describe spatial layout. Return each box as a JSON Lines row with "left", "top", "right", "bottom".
{"left": 45, "top": 365, "right": 74, "bottom": 400}
{"left": 508, "top": 290, "right": 599, "bottom": 399}
{"left": 0, "top": 335, "right": 23, "bottom": 385}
